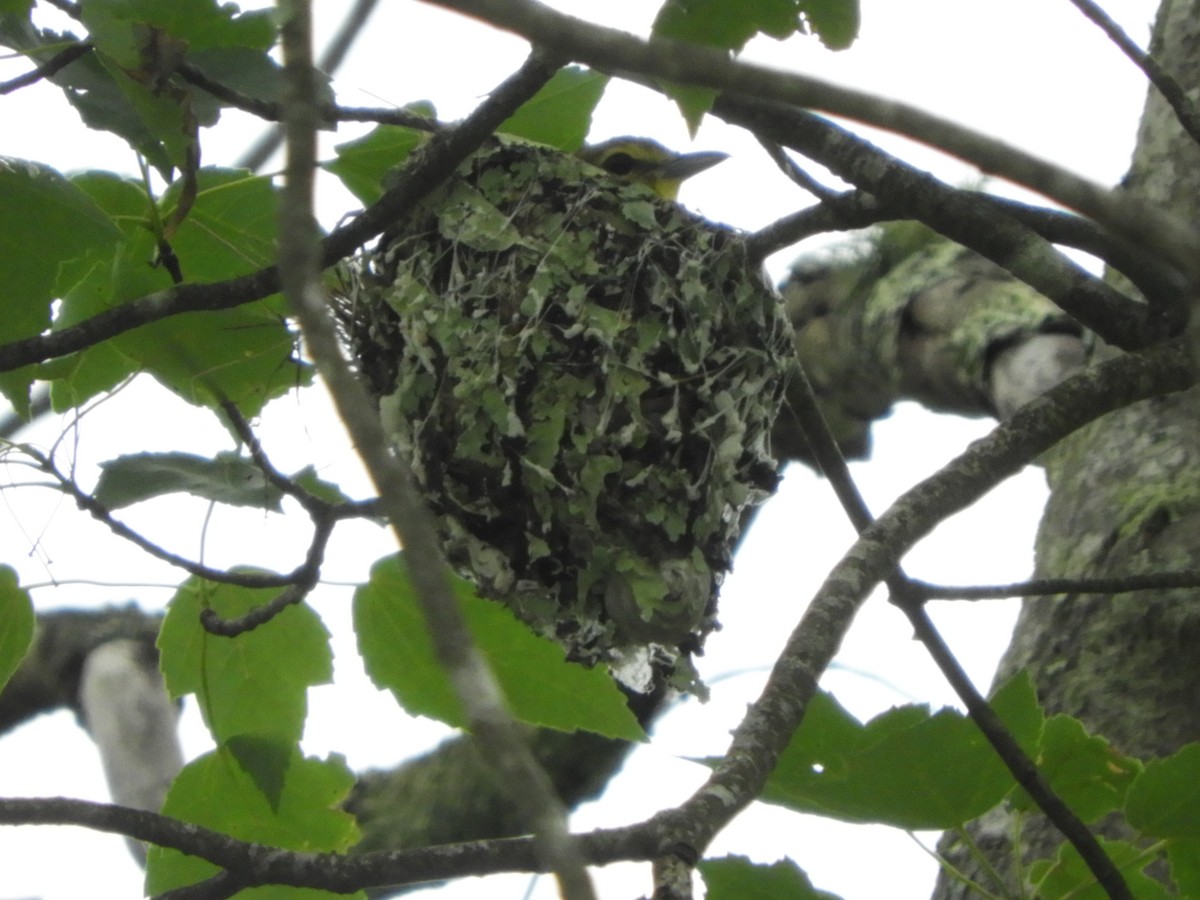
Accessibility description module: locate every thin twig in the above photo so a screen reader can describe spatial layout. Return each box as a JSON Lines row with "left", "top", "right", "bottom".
{"left": 657, "top": 339, "right": 1192, "bottom": 875}
{"left": 176, "top": 63, "right": 442, "bottom": 134}
{"left": 781, "top": 358, "right": 1130, "bottom": 896}
{"left": 756, "top": 137, "right": 841, "bottom": 202}
{"left": 177, "top": 62, "right": 287, "bottom": 121}
{"left": 30, "top": 448, "right": 298, "bottom": 589}
{"left": 911, "top": 569, "right": 1200, "bottom": 601}
{"left": 238, "top": 0, "right": 382, "bottom": 171}
{"left": 746, "top": 198, "right": 876, "bottom": 261}
{"left": 275, "top": 8, "right": 593, "bottom": 897}
{"left": 1067, "top": 0, "right": 1200, "bottom": 147}
{"left": 893, "top": 586, "right": 1133, "bottom": 899}
{"left": 0, "top": 41, "right": 92, "bottom": 95}
{"left": 199, "top": 583, "right": 308, "bottom": 637}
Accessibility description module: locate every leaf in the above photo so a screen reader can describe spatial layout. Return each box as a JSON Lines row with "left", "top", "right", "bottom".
{"left": 700, "top": 856, "right": 841, "bottom": 900}
{"left": 61, "top": 167, "right": 309, "bottom": 416}
{"left": 94, "top": 451, "right": 284, "bottom": 511}
{"left": 47, "top": 172, "right": 152, "bottom": 411}
{"left": 0, "top": 566, "right": 34, "bottom": 694}
{"left": 0, "top": 158, "right": 122, "bottom": 415}
{"left": 1126, "top": 742, "right": 1200, "bottom": 838}
{"left": 498, "top": 67, "right": 609, "bottom": 151}
{"left": 354, "top": 555, "right": 645, "bottom": 741}
{"left": 650, "top": 0, "right": 857, "bottom": 127}
{"left": 0, "top": 15, "right": 172, "bottom": 174}
{"left": 94, "top": 48, "right": 200, "bottom": 170}
{"left": 324, "top": 111, "right": 435, "bottom": 205}
{"left": 1011, "top": 713, "right": 1140, "bottom": 823}
{"left": 799, "top": 0, "right": 860, "bottom": 49}
{"left": 653, "top": 0, "right": 800, "bottom": 53}
{"left": 158, "top": 576, "right": 333, "bottom": 746}
{"left": 1167, "top": 838, "right": 1200, "bottom": 897}
{"left": 160, "top": 168, "right": 280, "bottom": 280}
{"left": 665, "top": 83, "right": 719, "bottom": 137}
{"left": 756, "top": 674, "right": 1042, "bottom": 829}
{"left": 1027, "top": 837, "right": 1172, "bottom": 900}
{"left": 145, "top": 749, "right": 361, "bottom": 898}
{"left": 80, "top": 0, "right": 274, "bottom": 61}
{"left": 226, "top": 734, "right": 293, "bottom": 811}
{"left": 75, "top": 0, "right": 279, "bottom": 156}
{"left": 290, "top": 465, "right": 358, "bottom": 508}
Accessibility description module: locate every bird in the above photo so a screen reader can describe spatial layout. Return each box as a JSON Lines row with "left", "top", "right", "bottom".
{"left": 576, "top": 137, "right": 728, "bottom": 200}
{"left": 344, "top": 134, "right": 792, "bottom": 691}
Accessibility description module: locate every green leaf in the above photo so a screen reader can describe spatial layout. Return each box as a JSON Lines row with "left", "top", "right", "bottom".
{"left": 158, "top": 576, "right": 333, "bottom": 746}
{"left": 80, "top": 0, "right": 274, "bottom": 61}
{"left": 1127, "top": 742, "right": 1200, "bottom": 838}
{"left": 0, "top": 158, "right": 122, "bottom": 415}
{"left": 354, "top": 555, "right": 645, "bottom": 741}
{"left": 1027, "top": 837, "right": 1171, "bottom": 900}
{"left": 145, "top": 749, "right": 361, "bottom": 898}
{"left": 95, "top": 48, "right": 201, "bottom": 169}
{"left": 799, "top": 0, "right": 860, "bottom": 49}
{"left": 1011, "top": 713, "right": 1140, "bottom": 823}
{"left": 1167, "top": 837, "right": 1200, "bottom": 897}
{"left": 226, "top": 734, "right": 293, "bottom": 811}
{"left": 160, "top": 168, "right": 280, "bottom": 281}
{"left": 47, "top": 173, "right": 152, "bottom": 411}
{"left": 700, "top": 856, "right": 840, "bottom": 899}
{"left": 757, "top": 674, "right": 1042, "bottom": 829}
{"left": 94, "top": 451, "right": 284, "bottom": 511}
{"left": 76, "top": 0, "right": 277, "bottom": 149}
{"left": 0, "top": 16, "right": 171, "bottom": 174}
{"left": 498, "top": 67, "right": 609, "bottom": 152}
{"left": 653, "top": 0, "right": 800, "bottom": 52}
{"left": 290, "top": 465, "right": 358, "bottom": 508}
{"left": 650, "top": 0, "right": 857, "bottom": 127}
{"left": 324, "top": 110, "right": 435, "bottom": 205}
{"left": 0, "top": 566, "right": 34, "bottom": 694}
{"left": 94, "top": 168, "right": 306, "bottom": 415}
{"left": 665, "top": 83, "right": 719, "bottom": 136}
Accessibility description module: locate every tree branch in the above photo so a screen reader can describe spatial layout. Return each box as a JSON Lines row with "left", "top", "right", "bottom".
{"left": 912, "top": 569, "right": 1200, "bottom": 600}
{"left": 722, "top": 98, "right": 1164, "bottom": 347}
{"left": 0, "top": 796, "right": 660, "bottom": 891}
{"left": 772, "top": 360, "right": 1132, "bottom": 897}
{"left": 0, "top": 40, "right": 92, "bottom": 94}
{"left": 653, "top": 338, "right": 1194, "bottom": 860}
{"left": 424, "top": 0, "right": 1200, "bottom": 287}
{"left": 275, "top": 10, "right": 593, "bottom": 896}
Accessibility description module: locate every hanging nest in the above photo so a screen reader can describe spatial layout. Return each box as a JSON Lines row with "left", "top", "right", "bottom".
{"left": 342, "top": 137, "right": 792, "bottom": 688}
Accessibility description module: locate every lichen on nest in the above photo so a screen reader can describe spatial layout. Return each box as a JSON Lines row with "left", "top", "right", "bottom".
{"left": 342, "top": 137, "right": 792, "bottom": 689}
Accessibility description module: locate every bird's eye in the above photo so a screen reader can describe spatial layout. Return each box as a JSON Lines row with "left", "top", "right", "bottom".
{"left": 600, "top": 152, "right": 637, "bottom": 176}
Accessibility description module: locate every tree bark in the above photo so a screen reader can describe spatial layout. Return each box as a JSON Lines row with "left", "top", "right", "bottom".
{"left": 934, "top": 0, "right": 1200, "bottom": 894}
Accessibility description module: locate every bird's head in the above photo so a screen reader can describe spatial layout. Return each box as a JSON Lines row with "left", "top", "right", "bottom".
{"left": 577, "top": 137, "right": 728, "bottom": 200}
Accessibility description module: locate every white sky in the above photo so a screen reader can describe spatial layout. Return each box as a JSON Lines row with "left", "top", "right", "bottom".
{"left": 0, "top": 0, "right": 1160, "bottom": 897}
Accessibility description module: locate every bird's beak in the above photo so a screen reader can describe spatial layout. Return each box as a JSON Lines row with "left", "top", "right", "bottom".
{"left": 659, "top": 150, "right": 729, "bottom": 182}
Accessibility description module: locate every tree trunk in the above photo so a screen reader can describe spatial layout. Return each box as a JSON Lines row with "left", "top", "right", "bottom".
{"left": 934, "top": 0, "right": 1200, "bottom": 894}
